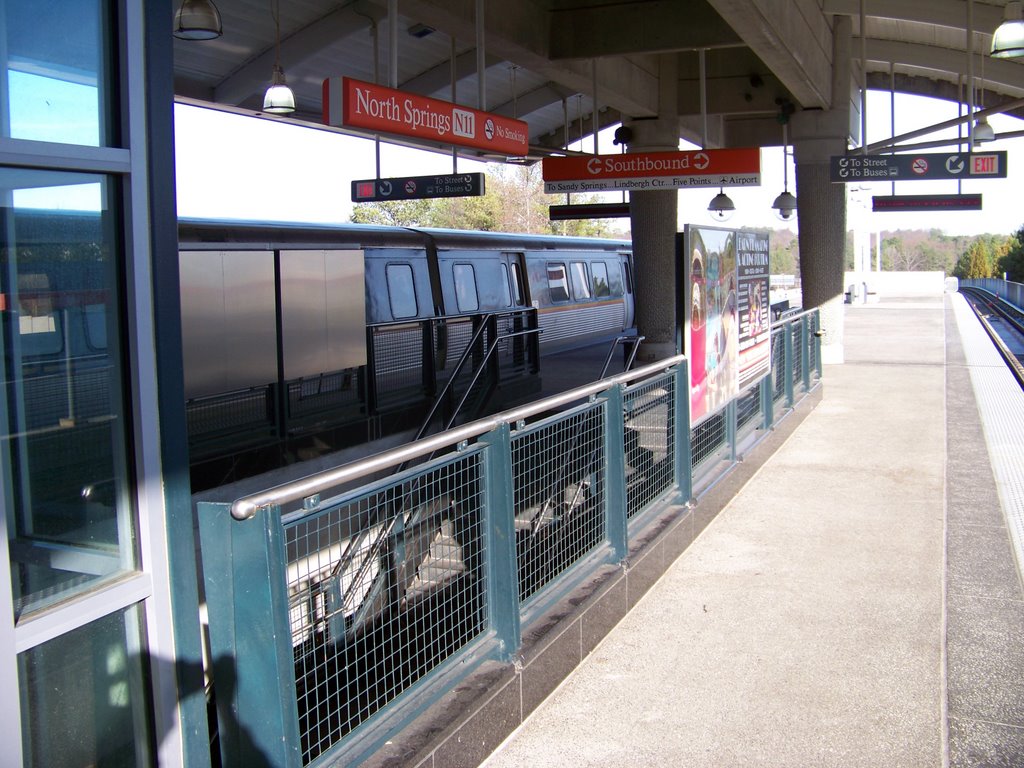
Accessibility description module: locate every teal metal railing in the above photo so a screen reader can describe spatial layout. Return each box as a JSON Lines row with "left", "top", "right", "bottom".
{"left": 197, "top": 309, "right": 821, "bottom": 768}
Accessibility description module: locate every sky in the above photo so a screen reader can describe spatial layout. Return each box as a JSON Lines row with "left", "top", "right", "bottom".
{"left": 174, "top": 90, "right": 1024, "bottom": 238}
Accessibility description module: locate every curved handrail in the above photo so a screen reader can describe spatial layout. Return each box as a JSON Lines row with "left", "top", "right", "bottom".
{"left": 230, "top": 352, "right": 687, "bottom": 520}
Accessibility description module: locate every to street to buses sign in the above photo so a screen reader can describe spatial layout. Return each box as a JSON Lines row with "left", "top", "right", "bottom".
{"left": 830, "top": 151, "right": 1007, "bottom": 182}
{"left": 323, "top": 76, "right": 529, "bottom": 156}
{"left": 541, "top": 148, "right": 761, "bottom": 193}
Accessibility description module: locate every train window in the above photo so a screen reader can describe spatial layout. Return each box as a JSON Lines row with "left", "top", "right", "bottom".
{"left": 546, "top": 263, "right": 570, "bottom": 303}
{"left": 570, "top": 262, "right": 592, "bottom": 300}
{"left": 510, "top": 262, "right": 524, "bottom": 305}
{"left": 622, "top": 261, "right": 634, "bottom": 294}
{"left": 607, "top": 261, "right": 624, "bottom": 296}
{"left": 453, "top": 263, "right": 479, "bottom": 312}
{"left": 500, "top": 264, "right": 513, "bottom": 307}
{"left": 386, "top": 263, "right": 418, "bottom": 319}
{"left": 592, "top": 262, "right": 610, "bottom": 298}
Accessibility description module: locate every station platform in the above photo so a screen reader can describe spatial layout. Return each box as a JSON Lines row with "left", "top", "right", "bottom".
{"left": 476, "top": 293, "right": 1024, "bottom": 767}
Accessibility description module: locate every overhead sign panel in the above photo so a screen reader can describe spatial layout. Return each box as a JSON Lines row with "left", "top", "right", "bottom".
{"left": 323, "top": 77, "right": 529, "bottom": 156}
{"left": 351, "top": 172, "right": 484, "bottom": 202}
{"left": 542, "top": 148, "right": 761, "bottom": 193}
{"left": 548, "top": 202, "right": 631, "bottom": 220}
{"left": 872, "top": 194, "right": 983, "bottom": 212}
{"left": 830, "top": 152, "right": 1007, "bottom": 182}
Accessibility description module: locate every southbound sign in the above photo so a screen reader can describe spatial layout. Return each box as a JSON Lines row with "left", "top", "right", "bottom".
{"left": 830, "top": 152, "right": 1007, "bottom": 182}
{"left": 541, "top": 148, "right": 761, "bottom": 193}
{"left": 351, "top": 173, "right": 485, "bottom": 203}
{"left": 323, "top": 77, "right": 529, "bottom": 156}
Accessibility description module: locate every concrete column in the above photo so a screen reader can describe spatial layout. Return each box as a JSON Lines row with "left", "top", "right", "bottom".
{"left": 790, "top": 16, "right": 852, "bottom": 364}
{"left": 625, "top": 54, "right": 679, "bottom": 363}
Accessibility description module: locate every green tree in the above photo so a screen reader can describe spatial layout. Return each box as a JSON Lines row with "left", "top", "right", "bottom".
{"left": 350, "top": 198, "right": 436, "bottom": 226}
{"left": 996, "top": 225, "right": 1024, "bottom": 281}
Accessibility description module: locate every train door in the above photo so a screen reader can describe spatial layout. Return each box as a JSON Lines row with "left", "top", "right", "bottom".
{"left": 501, "top": 252, "right": 529, "bottom": 309}
{"left": 620, "top": 254, "right": 635, "bottom": 328}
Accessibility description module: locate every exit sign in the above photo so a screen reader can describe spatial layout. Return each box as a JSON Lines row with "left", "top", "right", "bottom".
{"left": 972, "top": 154, "right": 1000, "bottom": 175}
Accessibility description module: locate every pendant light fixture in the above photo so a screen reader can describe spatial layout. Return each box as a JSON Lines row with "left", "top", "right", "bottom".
{"left": 172, "top": 0, "right": 223, "bottom": 40}
{"left": 263, "top": 0, "right": 295, "bottom": 114}
{"left": 708, "top": 189, "right": 735, "bottom": 222}
{"left": 991, "top": 1, "right": 1024, "bottom": 58}
{"left": 772, "top": 122, "right": 797, "bottom": 220}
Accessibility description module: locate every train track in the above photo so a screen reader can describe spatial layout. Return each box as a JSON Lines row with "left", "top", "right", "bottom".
{"left": 959, "top": 287, "right": 1024, "bottom": 389}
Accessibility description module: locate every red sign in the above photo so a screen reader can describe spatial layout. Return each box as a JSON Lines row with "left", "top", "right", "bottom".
{"left": 322, "top": 77, "right": 529, "bottom": 156}
{"left": 972, "top": 154, "right": 999, "bottom": 174}
{"left": 541, "top": 148, "right": 761, "bottom": 193}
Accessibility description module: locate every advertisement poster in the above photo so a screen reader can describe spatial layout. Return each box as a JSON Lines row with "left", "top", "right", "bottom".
{"left": 687, "top": 226, "right": 738, "bottom": 424}
{"left": 736, "top": 231, "right": 772, "bottom": 390}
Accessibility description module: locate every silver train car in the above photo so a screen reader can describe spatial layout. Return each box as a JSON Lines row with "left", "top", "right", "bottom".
{"left": 177, "top": 220, "right": 636, "bottom": 485}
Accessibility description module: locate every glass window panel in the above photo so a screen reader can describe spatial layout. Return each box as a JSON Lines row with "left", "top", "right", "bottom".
{"left": 607, "top": 261, "right": 624, "bottom": 296}
{"left": 570, "top": 262, "right": 591, "bottom": 300}
{"left": 3, "top": 0, "right": 114, "bottom": 146}
{"left": 592, "top": 261, "right": 610, "bottom": 298}
{"left": 510, "top": 262, "right": 524, "bottom": 305}
{"left": 547, "top": 263, "right": 569, "bottom": 303}
{"left": 385, "top": 263, "right": 418, "bottom": 319}
{"left": 1, "top": 169, "right": 134, "bottom": 619}
{"left": 19, "top": 605, "right": 150, "bottom": 767}
{"left": 499, "top": 264, "right": 512, "bottom": 307}
{"left": 453, "top": 263, "right": 478, "bottom": 312}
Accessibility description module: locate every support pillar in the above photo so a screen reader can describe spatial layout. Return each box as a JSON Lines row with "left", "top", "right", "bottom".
{"left": 790, "top": 15, "right": 852, "bottom": 365}
{"left": 625, "top": 54, "right": 679, "bottom": 364}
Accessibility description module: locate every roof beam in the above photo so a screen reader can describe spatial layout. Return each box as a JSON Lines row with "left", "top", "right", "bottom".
{"left": 705, "top": 0, "right": 834, "bottom": 109}
{"left": 823, "top": 0, "right": 1003, "bottom": 32}
{"left": 369, "top": 0, "right": 659, "bottom": 118}
{"left": 214, "top": 3, "right": 385, "bottom": 107}
{"left": 863, "top": 38, "right": 1024, "bottom": 96}
{"left": 488, "top": 82, "right": 575, "bottom": 121}
{"left": 548, "top": 0, "right": 741, "bottom": 59}
{"left": 399, "top": 48, "right": 502, "bottom": 96}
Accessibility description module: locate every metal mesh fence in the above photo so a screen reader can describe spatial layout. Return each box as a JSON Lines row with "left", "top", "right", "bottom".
{"left": 691, "top": 409, "right": 727, "bottom": 472}
{"left": 735, "top": 381, "right": 763, "bottom": 439}
{"left": 623, "top": 374, "right": 675, "bottom": 518}
{"left": 372, "top": 324, "right": 428, "bottom": 406}
{"left": 283, "top": 452, "right": 485, "bottom": 764}
{"left": 287, "top": 369, "right": 362, "bottom": 429}
{"left": 186, "top": 385, "right": 276, "bottom": 456}
{"left": 511, "top": 403, "right": 606, "bottom": 604}
{"left": 20, "top": 363, "right": 112, "bottom": 431}
{"left": 771, "top": 326, "right": 786, "bottom": 404}
{"left": 790, "top": 323, "right": 804, "bottom": 391}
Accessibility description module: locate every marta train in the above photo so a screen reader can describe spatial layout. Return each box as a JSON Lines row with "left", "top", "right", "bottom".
{"left": 6, "top": 213, "right": 638, "bottom": 489}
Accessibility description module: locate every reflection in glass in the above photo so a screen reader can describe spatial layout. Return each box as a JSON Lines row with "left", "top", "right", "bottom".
{"left": 19, "top": 606, "right": 150, "bottom": 767}
{"left": 1, "top": 169, "right": 134, "bottom": 619}
{"left": 2, "top": 0, "right": 113, "bottom": 146}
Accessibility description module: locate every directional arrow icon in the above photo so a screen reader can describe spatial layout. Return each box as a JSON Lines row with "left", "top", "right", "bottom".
{"left": 945, "top": 155, "right": 965, "bottom": 174}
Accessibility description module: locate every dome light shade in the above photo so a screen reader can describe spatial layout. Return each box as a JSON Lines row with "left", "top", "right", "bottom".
{"left": 772, "top": 190, "right": 797, "bottom": 221}
{"left": 708, "top": 189, "right": 735, "bottom": 222}
{"left": 263, "top": 66, "right": 296, "bottom": 113}
{"left": 991, "top": 1, "right": 1024, "bottom": 58}
{"left": 173, "top": 0, "right": 223, "bottom": 40}
{"left": 973, "top": 116, "right": 996, "bottom": 143}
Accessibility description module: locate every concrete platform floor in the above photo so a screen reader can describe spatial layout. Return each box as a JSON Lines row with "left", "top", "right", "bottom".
{"left": 480, "top": 294, "right": 1024, "bottom": 767}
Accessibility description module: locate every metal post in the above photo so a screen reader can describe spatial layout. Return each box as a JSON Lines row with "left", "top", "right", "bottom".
{"left": 478, "top": 424, "right": 521, "bottom": 660}
{"left": 476, "top": 0, "right": 486, "bottom": 110}
{"left": 197, "top": 502, "right": 302, "bottom": 768}
{"left": 801, "top": 316, "right": 812, "bottom": 392}
{"left": 760, "top": 370, "right": 774, "bottom": 432}
{"left": 784, "top": 320, "right": 795, "bottom": 407}
{"left": 602, "top": 384, "right": 628, "bottom": 561}
{"left": 673, "top": 361, "right": 693, "bottom": 503}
